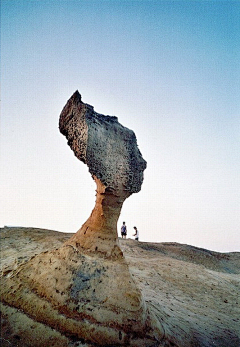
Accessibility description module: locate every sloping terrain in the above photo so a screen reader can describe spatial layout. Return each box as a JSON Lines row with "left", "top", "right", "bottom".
{"left": 1, "top": 227, "right": 239, "bottom": 347}
{"left": 121, "top": 240, "right": 240, "bottom": 346}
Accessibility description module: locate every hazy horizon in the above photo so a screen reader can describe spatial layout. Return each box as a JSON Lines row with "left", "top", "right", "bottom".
{"left": 1, "top": 0, "right": 239, "bottom": 252}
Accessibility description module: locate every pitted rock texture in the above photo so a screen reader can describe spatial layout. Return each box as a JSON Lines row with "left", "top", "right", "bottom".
{"left": 1, "top": 245, "right": 151, "bottom": 346}
{"left": 1, "top": 227, "right": 240, "bottom": 347}
{"left": 0, "top": 228, "right": 158, "bottom": 347}
{"left": 59, "top": 91, "right": 147, "bottom": 258}
{"left": 59, "top": 90, "right": 146, "bottom": 195}
{"left": 0, "top": 96, "right": 151, "bottom": 346}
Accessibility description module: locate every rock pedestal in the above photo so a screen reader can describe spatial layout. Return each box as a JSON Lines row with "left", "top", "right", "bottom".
{"left": 59, "top": 90, "right": 146, "bottom": 259}
{"left": 66, "top": 176, "right": 125, "bottom": 259}
{"left": 0, "top": 92, "right": 155, "bottom": 346}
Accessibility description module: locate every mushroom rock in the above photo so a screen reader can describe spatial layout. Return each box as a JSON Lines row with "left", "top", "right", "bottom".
{"left": 0, "top": 92, "right": 159, "bottom": 346}
{"left": 59, "top": 90, "right": 146, "bottom": 259}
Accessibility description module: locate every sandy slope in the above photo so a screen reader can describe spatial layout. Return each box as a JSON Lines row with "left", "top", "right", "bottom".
{"left": 121, "top": 240, "right": 240, "bottom": 346}
{"left": 1, "top": 227, "right": 239, "bottom": 347}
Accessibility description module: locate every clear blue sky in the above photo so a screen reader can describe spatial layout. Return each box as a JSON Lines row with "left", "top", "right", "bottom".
{"left": 1, "top": 0, "right": 239, "bottom": 252}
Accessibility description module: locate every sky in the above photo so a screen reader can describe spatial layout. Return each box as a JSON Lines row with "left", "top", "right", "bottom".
{"left": 1, "top": 0, "right": 239, "bottom": 252}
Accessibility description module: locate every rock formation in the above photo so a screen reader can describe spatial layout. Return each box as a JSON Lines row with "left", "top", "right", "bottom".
{"left": 59, "top": 90, "right": 146, "bottom": 258}
{"left": 1, "top": 93, "right": 157, "bottom": 346}
{"left": 1, "top": 227, "right": 240, "bottom": 347}
{"left": 1, "top": 95, "right": 239, "bottom": 347}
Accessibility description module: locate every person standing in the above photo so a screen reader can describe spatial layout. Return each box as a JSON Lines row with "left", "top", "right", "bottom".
{"left": 121, "top": 222, "right": 127, "bottom": 238}
{"left": 133, "top": 226, "right": 139, "bottom": 241}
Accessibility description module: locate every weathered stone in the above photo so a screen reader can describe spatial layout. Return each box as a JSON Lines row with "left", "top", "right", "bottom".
{"left": 59, "top": 91, "right": 147, "bottom": 258}
{"left": 0, "top": 94, "right": 153, "bottom": 346}
{"left": 1, "top": 245, "right": 152, "bottom": 346}
{"left": 59, "top": 90, "right": 146, "bottom": 195}
{"left": 1, "top": 227, "right": 240, "bottom": 347}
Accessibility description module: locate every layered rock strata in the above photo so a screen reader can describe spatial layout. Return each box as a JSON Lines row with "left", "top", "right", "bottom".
{"left": 1, "top": 245, "right": 155, "bottom": 346}
{"left": 59, "top": 90, "right": 146, "bottom": 258}
{"left": 2, "top": 227, "right": 240, "bottom": 347}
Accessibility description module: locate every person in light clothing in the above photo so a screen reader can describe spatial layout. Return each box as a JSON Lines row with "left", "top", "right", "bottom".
{"left": 133, "top": 226, "right": 139, "bottom": 241}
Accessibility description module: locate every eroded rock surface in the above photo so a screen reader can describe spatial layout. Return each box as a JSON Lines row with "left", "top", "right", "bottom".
{"left": 0, "top": 94, "right": 153, "bottom": 346}
{"left": 59, "top": 91, "right": 146, "bottom": 258}
{"left": 59, "top": 90, "right": 146, "bottom": 195}
{"left": 1, "top": 227, "right": 240, "bottom": 347}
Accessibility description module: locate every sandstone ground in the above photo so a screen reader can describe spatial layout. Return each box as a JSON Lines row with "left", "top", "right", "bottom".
{"left": 1, "top": 227, "right": 239, "bottom": 347}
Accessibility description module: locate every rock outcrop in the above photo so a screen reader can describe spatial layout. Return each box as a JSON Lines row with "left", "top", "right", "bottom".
{"left": 1, "top": 227, "right": 240, "bottom": 347}
{"left": 1, "top": 93, "right": 239, "bottom": 347}
{"left": 59, "top": 90, "right": 146, "bottom": 258}
{"left": 0, "top": 93, "right": 155, "bottom": 346}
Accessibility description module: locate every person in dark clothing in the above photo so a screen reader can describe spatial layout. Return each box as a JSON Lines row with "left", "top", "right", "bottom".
{"left": 121, "top": 222, "right": 127, "bottom": 238}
